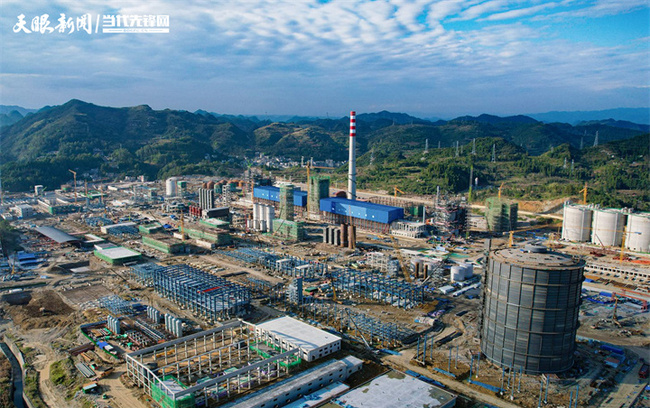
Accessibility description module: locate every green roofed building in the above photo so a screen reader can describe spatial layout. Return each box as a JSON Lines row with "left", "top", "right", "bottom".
{"left": 199, "top": 218, "right": 230, "bottom": 229}
{"left": 272, "top": 219, "right": 305, "bottom": 241}
{"left": 94, "top": 246, "right": 141, "bottom": 265}
{"left": 142, "top": 235, "right": 187, "bottom": 254}
{"left": 139, "top": 222, "right": 163, "bottom": 234}
{"left": 183, "top": 227, "right": 232, "bottom": 246}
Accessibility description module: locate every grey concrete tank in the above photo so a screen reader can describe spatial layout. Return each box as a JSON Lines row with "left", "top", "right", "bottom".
{"left": 562, "top": 203, "right": 592, "bottom": 242}
{"left": 481, "top": 245, "right": 584, "bottom": 374}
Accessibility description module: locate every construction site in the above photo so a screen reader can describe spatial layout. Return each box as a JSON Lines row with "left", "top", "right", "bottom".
{"left": 0, "top": 111, "right": 649, "bottom": 408}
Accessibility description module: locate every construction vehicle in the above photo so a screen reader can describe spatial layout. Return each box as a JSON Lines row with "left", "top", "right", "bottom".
{"left": 498, "top": 182, "right": 504, "bottom": 199}
{"left": 393, "top": 186, "right": 406, "bottom": 198}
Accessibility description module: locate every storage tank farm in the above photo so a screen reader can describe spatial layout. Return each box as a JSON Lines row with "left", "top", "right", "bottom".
{"left": 481, "top": 245, "right": 584, "bottom": 374}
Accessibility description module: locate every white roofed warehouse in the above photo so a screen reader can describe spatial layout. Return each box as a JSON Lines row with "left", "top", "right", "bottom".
{"left": 255, "top": 316, "right": 341, "bottom": 362}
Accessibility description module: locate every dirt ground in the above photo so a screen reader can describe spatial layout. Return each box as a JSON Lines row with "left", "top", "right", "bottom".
{"left": 5, "top": 290, "right": 75, "bottom": 330}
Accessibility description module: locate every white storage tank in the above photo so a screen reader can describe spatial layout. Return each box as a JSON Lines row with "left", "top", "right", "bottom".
{"left": 253, "top": 203, "right": 260, "bottom": 221}
{"left": 591, "top": 209, "right": 626, "bottom": 247}
{"left": 265, "top": 205, "right": 275, "bottom": 232}
{"left": 165, "top": 177, "right": 178, "bottom": 197}
{"left": 562, "top": 203, "right": 593, "bottom": 242}
{"left": 626, "top": 213, "right": 650, "bottom": 253}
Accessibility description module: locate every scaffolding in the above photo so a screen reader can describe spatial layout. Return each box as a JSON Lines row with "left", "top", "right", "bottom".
{"left": 125, "top": 321, "right": 301, "bottom": 407}
{"left": 329, "top": 268, "right": 425, "bottom": 309}
{"left": 485, "top": 197, "right": 518, "bottom": 233}
{"left": 130, "top": 264, "right": 251, "bottom": 322}
{"left": 429, "top": 200, "right": 467, "bottom": 237}
{"left": 366, "top": 252, "right": 400, "bottom": 276}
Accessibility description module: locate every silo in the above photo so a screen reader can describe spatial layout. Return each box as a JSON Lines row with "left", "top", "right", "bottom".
{"left": 481, "top": 245, "right": 584, "bottom": 374}
{"left": 165, "top": 177, "right": 178, "bottom": 197}
{"left": 265, "top": 206, "right": 275, "bottom": 232}
{"left": 626, "top": 213, "right": 650, "bottom": 253}
{"left": 591, "top": 209, "right": 625, "bottom": 246}
{"left": 253, "top": 203, "right": 260, "bottom": 222}
{"left": 562, "top": 203, "right": 593, "bottom": 242}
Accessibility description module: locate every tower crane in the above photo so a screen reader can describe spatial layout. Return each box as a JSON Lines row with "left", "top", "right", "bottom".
{"left": 393, "top": 186, "right": 406, "bottom": 198}
{"left": 579, "top": 183, "right": 588, "bottom": 205}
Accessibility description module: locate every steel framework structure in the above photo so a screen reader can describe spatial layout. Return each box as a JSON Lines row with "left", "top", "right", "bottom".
{"left": 130, "top": 264, "right": 251, "bottom": 322}
{"left": 291, "top": 298, "right": 416, "bottom": 347}
{"left": 125, "top": 321, "right": 301, "bottom": 407}
{"left": 329, "top": 268, "right": 425, "bottom": 309}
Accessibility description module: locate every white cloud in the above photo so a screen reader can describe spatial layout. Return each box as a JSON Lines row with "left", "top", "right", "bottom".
{"left": 0, "top": 0, "right": 648, "bottom": 115}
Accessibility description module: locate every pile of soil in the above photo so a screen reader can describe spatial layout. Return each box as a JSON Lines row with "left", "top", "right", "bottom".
{"left": 7, "top": 290, "right": 74, "bottom": 330}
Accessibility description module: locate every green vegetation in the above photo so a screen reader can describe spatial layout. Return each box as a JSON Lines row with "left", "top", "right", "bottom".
{"left": 50, "top": 358, "right": 83, "bottom": 400}
{"left": 0, "top": 353, "right": 13, "bottom": 408}
{"left": 23, "top": 369, "right": 47, "bottom": 408}
{"left": 0, "top": 220, "right": 21, "bottom": 255}
{"left": 1, "top": 99, "right": 647, "bottom": 210}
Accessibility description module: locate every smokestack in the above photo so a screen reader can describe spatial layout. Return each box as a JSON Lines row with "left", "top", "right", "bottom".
{"left": 348, "top": 110, "right": 356, "bottom": 200}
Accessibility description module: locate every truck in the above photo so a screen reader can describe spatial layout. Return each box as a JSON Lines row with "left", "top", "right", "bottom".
{"left": 639, "top": 363, "right": 648, "bottom": 379}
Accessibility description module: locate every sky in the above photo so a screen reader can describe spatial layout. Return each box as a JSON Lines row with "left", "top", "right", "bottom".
{"left": 0, "top": 0, "right": 648, "bottom": 118}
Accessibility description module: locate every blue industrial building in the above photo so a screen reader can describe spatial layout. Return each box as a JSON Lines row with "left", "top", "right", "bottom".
{"left": 253, "top": 186, "right": 307, "bottom": 207}
{"left": 319, "top": 198, "right": 403, "bottom": 224}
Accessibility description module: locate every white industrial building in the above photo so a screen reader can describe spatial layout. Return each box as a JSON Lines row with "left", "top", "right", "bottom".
{"left": 255, "top": 316, "right": 341, "bottom": 362}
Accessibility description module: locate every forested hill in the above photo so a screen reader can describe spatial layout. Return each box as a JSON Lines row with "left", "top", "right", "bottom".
{"left": 0, "top": 99, "right": 647, "bottom": 200}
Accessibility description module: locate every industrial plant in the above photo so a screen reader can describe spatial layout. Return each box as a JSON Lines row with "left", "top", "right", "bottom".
{"left": 0, "top": 110, "right": 648, "bottom": 408}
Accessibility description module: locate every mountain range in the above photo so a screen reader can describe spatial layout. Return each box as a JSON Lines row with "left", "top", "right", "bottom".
{"left": 0, "top": 99, "right": 647, "bottom": 199}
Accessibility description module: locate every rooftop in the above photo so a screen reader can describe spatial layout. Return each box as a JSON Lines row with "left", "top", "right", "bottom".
{"left": 332, "top": 371, "right": 456, "bottom": 408}
{"left": 95, "top": 246, "right": 141, "bottom": 260}
{"left": 34, "top": 226, "right": 81, "bottom": 244}
{"left": 492, "top": 247, "right": 584, "bottom": 269}
{"left": 256, "top": 316, "right": 341, "bottom": 351}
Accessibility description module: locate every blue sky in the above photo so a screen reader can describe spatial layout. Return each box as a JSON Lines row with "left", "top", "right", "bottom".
{"left": 1, "top": 0, "right": 648, "bottom": 118}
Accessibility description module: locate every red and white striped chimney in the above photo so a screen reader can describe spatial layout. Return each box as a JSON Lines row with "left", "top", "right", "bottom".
{"left": 348, "top": 111, "right": 356, "bottom": 200}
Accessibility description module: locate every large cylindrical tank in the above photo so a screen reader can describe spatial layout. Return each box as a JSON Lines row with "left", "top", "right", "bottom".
{"left": 265, "top": 206, "right": 274, "bottom": 223}
{"left": 481, "top": 246, "right": 584, "bottom": 374}
{"left": 591, "top": 209, "right": 626, "bottom": 247}
{"left": 562, "top": 203, "right": 593, "bottom": 242}
{"left": 626, "top": 213, "right": 650, "bottom": 253}
{"left": 165, "top": 177, "right": 178, "bottom": 197}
